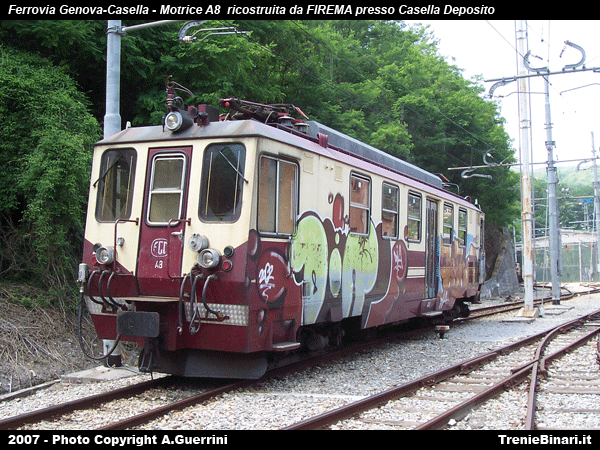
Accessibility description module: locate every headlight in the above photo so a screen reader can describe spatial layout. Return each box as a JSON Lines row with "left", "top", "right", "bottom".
{"left": 165, "top": 111, "right": 183, "bottom": 131}
{"left": 95, "top": 246, "right": 115, "bottom": 265}
{"left": 165, "top": 109, "right": 193, "bottom": 132}
{"left": 199, "top": 248, "right": 220, "bottom": 269}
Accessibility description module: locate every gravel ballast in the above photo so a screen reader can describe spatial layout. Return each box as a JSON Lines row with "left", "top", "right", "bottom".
{"left": 1, "top": 285, "right": 599, "bottom": 430}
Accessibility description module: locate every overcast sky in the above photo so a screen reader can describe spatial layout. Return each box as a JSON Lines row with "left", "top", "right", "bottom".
{"left": 404, "top": 20, "right": 600, "bottom": 170}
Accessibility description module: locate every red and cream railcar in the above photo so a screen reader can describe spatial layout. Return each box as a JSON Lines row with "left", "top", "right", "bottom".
{"left": 79, "top": 96, "right": 485, "bottom": 378}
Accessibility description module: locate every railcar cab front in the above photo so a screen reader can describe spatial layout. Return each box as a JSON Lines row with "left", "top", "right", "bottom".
{"left": 79, "top": 87, "right": 312, "bottom": 378}
{"left": 78, "top": 81, "right": 486, "bottom": 379}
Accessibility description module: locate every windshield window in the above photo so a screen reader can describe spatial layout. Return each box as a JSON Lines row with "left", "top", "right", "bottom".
{"left": 199, "top": 143, "right": 246, "bottom": 222}
{"left": 95, "top": 148, "right": 136, "bottom": 222}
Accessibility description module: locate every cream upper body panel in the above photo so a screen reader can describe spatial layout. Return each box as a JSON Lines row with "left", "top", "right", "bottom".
{"left": 85, "top": 119, "right": 482, "bottom": 276}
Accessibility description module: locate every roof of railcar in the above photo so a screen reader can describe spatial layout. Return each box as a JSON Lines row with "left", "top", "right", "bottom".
{"left": 97, "top": 119, "right": 478, "bottom": 210}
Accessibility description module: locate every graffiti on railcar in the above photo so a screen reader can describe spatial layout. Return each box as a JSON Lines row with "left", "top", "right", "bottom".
{"left": 248, "top": 190, "right": 479, "bottom": 335}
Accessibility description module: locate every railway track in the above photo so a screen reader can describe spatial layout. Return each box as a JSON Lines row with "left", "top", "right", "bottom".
{"left": 0, "top": 376, "right": 214, "bottom": 430}
{"left": 527, "top": 318, "right": 600, "bottom": 430}
{"left": 0, "top": 333, "right": 403, "bottom": 430}
{"left": 463, "top": 283, "right": 597, "bottom": 321}
{"left": 283, "top": 309, "right": 600, "bottom": 430}
{"left": 2, "top": 285, "right": 599, "bottom": 430}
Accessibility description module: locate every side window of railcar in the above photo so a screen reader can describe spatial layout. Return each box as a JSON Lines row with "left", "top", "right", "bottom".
{"left": 382, "top": 182, "right": 399, "bottom": 239}
{"left": 258, "top": 155, "right": 298, "bottom": 235}
{"left": 95, "top": 148, "right": 136, "bottom": 222}
{"left": 200, "top": 143, "right": 246, "bottom": 222}
{"left": 147, "top": 153, "right": 186, "bottom": 225}
{"left": 349, "top": 173, "right": 371, "bottom": 235}
{"left": 407, "top": 192, "right": 421, "bottom": 242}
{"left": 443, "top": 203, "right": 454, "bottom": 245}
{"left": 458, "top": 208, "right": 468, "bottom": 247}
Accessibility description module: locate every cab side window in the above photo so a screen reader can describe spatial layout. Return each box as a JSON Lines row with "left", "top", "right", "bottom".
{"left": 258, "top": 155, "right": 298, "bottom": 235}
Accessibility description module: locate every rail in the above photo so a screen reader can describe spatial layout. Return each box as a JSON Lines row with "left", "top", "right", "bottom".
{"left": 3, "top": 285, "right": 599, "bottom": 430}
{"left": 283, "top": 308, "right": 600, "bottom": 430}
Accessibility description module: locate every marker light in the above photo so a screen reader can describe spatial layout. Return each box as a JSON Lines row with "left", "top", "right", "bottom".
{"left": 188, "top": 234, "right": 209, "bottom": 252}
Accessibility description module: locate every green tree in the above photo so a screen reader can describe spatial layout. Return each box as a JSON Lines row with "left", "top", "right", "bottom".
{"left": 255, "top": 20, "right": 520, "bottom": 226}
{"left": 0, "top": 45, "right": 100, "bottom": 294}
{"left": 0, "top": 19, "right": 521, "bottom": 295}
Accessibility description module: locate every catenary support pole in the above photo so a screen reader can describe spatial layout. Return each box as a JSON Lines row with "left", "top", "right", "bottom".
{"left": 516, "top": 20, "right": 537, "bottom": 317}
{"left": 104, "top": 20, "right": 122, "bottom": 139}
{"left": 102, "top": 20, "right": 187, "bottom": 364}
{"left": 544, "top": 76, "right": 561, "bottom": 305}
{"left": 593, "top": 133, "right": 600, "bottom": 278}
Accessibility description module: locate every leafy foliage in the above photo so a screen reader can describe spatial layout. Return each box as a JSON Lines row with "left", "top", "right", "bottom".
{"left": 0, "top": 45, "right": 100, "bottom": 294}
{"left": 0, "top": 20, "right": 521, "bottom": 296}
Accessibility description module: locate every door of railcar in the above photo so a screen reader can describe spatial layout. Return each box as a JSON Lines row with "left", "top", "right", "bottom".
{"left": 137, "top": 147, "right": 192, "bottom": 295}
{"left": 479, "top": 216, "right": 486, "bottom": 285}
{"left": 425, "top": 199, "right": 439, "bottom": 298}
